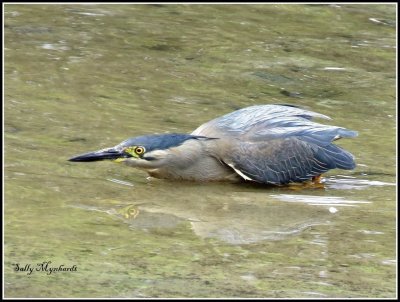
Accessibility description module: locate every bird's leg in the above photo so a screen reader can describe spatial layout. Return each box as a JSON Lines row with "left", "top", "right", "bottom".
{"left": 287, "top": 175, "right": 325, "bottom": 190}
{"left": 312, "top": 174, "right": 323, "bottom": 184}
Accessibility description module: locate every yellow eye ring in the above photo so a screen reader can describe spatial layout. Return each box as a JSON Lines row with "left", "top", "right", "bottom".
{"left": 134, "top": 146, "right": 145, "bottom": 155}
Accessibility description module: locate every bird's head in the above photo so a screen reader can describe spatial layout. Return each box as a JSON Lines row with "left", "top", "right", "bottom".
{"left": 68, "top": 133, "right": 209, "bottom": 168}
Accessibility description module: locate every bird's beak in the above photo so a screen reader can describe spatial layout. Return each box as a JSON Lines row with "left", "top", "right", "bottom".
{"left": 68, "top": 147, "right": 128, "bottom": 162}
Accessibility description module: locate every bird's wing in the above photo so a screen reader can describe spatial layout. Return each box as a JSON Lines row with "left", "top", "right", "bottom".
{"left": 191, "top": 104, "right": 332, "bottom": 138}
{"left": 193, "top": 105, "right": 357, "bottom": 184}
{"left": 222, "top": 135, "right": 356, "bottom": 185}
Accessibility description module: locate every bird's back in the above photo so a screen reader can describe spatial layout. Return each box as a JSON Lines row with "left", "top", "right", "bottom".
{"left": 192, "top": 104, "right": 357, "bottom": 184}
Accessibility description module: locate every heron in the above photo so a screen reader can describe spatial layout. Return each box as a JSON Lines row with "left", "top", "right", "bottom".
{"left": 69, "top": 104, "right": 357, "bottom": 185}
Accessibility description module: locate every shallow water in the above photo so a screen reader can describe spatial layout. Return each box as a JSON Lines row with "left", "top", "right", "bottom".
{"left": 4, "top": 4, "right": 396, "bottom": 298}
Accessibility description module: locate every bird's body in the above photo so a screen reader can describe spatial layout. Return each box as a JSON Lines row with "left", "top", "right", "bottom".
{"left": 127, "top": 137, "right": 239, "bottom": 182}
{"left": 69, "top": 104, "right": 357, "bottom": 185}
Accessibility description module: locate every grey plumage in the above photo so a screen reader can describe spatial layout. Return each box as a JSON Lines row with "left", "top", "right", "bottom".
{"left": 117, "top": 134, "right": 214, "bottom": 153}
{"left": 69, "top": 104, "right": 357, "bottom": 185}
{"left": 192, "top": 105, "right": 357, "bottom": 184}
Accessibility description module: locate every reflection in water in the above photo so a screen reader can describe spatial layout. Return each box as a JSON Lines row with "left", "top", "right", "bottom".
{"left": 119, "top": 204, "right": 140, "bottom": 219}
{"left": 5, "top": 3, "right": 396, "bottom": 298}
{"left": 325, "top": 177, "right": 396, "bottom": 190}
{"left": 106, "top": 178, "right": 134, "bottom": 187}
{"left": 190, "top": 219, "right": 328, "bottom": 244}
{"left": 72, "top": 197, "right": 331, "bottom": 245}
{"left": 72, "top": 203, "right": 185, "bottom": 229}
{"left": 70, "top": 172, "right": 395, "bottom": 245}
{"left": 270, "top": 194, "right": 370, "bottom": 207}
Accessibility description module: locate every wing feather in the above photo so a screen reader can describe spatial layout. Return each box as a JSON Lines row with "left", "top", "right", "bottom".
{"left": 224, "top": 137, "right": 356, "bottom": 184}
{"left": 193, "top": 105, "right": 357, "bottom": 184}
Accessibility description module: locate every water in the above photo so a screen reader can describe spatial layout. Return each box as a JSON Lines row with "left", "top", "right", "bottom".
{"left": 4, "top": 4, "right": 396, "bottom": 298}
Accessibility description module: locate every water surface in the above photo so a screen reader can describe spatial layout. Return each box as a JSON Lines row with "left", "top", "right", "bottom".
{"left": 4, "top": 4, "right": 396, "bottom": 298}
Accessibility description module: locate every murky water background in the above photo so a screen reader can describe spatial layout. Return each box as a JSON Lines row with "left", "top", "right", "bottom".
{"left": 4, "top": 4, "right": 396, "bottom": 298}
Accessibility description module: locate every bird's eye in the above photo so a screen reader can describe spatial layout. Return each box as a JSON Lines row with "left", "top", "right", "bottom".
{"left": 134, "top": 146, "right": 145, "bottom": 155}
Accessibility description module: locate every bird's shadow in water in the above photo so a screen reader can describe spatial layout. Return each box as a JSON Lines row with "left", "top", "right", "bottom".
{"left": 72, "top": 177, "right": 338, "bottom": 244}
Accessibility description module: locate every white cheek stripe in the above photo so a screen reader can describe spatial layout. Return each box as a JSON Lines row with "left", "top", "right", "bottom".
{"left": 144, "top": 149, "right": 169, "bottom": 159}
